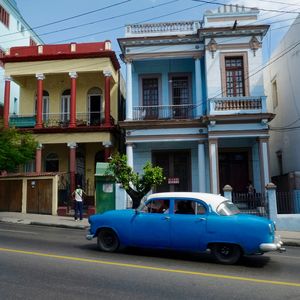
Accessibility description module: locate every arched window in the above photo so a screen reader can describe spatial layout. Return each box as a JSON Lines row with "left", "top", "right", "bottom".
{"left": 35, "top": 90, "right": 50, "bottom": 121}
{"left": 61, "top": 89, "right": 71, "bottom": 122}
{"left": 45, "top": 153, "right": 59, "bottom": 172}
{"left": 88, "top": 87, "right": 103, "bottom": 126}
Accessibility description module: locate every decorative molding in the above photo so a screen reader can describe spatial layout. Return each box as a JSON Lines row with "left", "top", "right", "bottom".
{"left": 220, "top": 51, "right": 249, "bottom": 97}
{"left": 68, "top": 71, "right": 78, "bottom": 79}
{"left": 35, "top": 73, "right": 45, "bottom": 80}
{"left": 67, "top": 142, "right": 77, "bottom": 148}
{"left": 103, "top": 70, "right": 112, "bottom": 77}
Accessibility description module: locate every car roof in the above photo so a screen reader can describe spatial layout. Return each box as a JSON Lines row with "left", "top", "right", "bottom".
{"left": 147, "top": 192, "right": 228, "bottom": 211}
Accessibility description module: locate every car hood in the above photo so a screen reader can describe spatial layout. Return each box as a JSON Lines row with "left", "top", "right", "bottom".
{"left": 89, "top": 209, "right": 135, "bottom": 222}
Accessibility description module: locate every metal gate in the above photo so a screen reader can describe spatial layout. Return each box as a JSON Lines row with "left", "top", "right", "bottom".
{"left": 232, "top": 192, "right": 269, "bottom": 217}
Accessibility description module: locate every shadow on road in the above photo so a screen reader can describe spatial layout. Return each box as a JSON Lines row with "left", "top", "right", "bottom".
{"left": 80, "top": 243, "right": 270, "bottom": 268}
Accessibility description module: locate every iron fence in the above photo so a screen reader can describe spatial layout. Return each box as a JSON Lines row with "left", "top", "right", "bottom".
{"left": 232, "top": 192, "right": 268, "bottom": 217}
{"left": 276, "top": 191, "right": 300, "bottom": 214}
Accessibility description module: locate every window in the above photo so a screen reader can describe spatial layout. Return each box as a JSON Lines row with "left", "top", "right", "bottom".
{"left": 30, "top": 38, "right": 37, "bottom": 46}
{"left": 170, "top": 75, "right": 191, "bottom": 118}
{"left": 225, "top": 57, "right": 245, "bottom": 97}
{"left": 0, "top": 48, "right": 5, "bottom": 67}
{"left": 141, "top": 77, "right": 160, "bottom": 119}
{"left": 61, "top": 89, "right": 71, "bottom": 123}
{"left": 272, "top": 80, "right": 279, "bottom": 109}
{"left": 45, "top": 153, "right": 59, "bottom": 172}
{"left": 140, "top": 199, "right": 170, "bottom": 214}
{"left": 88, "top": 87, "right": 103, "bottom": 125}
{"left": 0, "top": 5, "right": 9, "bottom": 28}
{"left": 276, "top": 150, "right": 283, "bottom": 175}
{"left": 142, "top": 78, "right": 159, "bottom": 106}
{"left": 35, "top": 91, "right": 49, "bottom": 121}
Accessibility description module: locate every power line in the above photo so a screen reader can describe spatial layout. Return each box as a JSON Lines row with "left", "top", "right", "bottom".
{"left": 0, "top": 0, "right": 180, "bottom": 44}
{"left": 258, "top": 0, "right": 300, "bottom": 8}
{"left": 0, "top": 0, "right": 132, "bottom": 39}
{"left": 53, "top": 2, "right": 214, "bottom": 44}
{"left": 192, "top": 0, "right": 300, "bottom": 14}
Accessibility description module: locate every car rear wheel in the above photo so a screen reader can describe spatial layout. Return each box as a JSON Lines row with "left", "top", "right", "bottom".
{"left": 97, "top": 228, "right": 119, "bottom": 252}
{"left": 211, "top": 243, "right": 241, "bottom": 264}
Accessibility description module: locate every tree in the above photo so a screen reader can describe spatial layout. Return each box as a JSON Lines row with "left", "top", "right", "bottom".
{"left": 0, "top": 128, "right": 38, "bottom": 172}
{"left": 107, "top": 153, "right": 165, "bottom": 208}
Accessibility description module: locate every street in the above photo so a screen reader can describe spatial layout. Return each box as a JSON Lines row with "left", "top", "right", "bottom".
{"left": 0, "top": 223, "right": 299, "bottom": 300}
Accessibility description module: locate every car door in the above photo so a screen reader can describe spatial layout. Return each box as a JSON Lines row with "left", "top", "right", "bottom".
{"left": 130, "top": 199, "right": 171, "bottom": 248}
{"left": 170, "top": 199, "right": 208, "bottom": 252}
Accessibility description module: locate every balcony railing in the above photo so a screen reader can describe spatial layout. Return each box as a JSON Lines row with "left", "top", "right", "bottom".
{"left": 125, "top": 21, "right": 201, "bottom": 37}
{"left": 208, "top": 96, "right": 267, "bottom": 115}
{"left": 9, "top": 112, "right": 105, "bottom": 128}
{"left": 133, "top": 104, "right": 197, "bottom": 120}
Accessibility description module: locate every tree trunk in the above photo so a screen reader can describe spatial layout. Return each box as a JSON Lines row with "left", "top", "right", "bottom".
{"left": 126, "top": 186, "right": 151, "bottom": 209}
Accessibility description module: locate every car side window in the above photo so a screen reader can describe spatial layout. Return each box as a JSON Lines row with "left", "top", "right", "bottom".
{"left": 143, "top": 199, "right": 170, "bottom": 214}
{"left": 195, "top": 202, "right": 206, "bottom": 215}
{"left": 175, "top": 200, "right": 195, "bottom": 214}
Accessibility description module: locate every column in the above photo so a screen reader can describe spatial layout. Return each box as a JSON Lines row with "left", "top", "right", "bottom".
{"left": 68, "top": 142, "right": 77, "bottom": 194}
{"left": 103, "top": 70, "right": 112, "bottom": 127}
{"left": 126, "top": 142, "right": 134, "bottom": 169}
{"left": 126, "top": 60, "right": 133, "bottom": 120}
{"left": 208, "top": 138, "right": 219, "bottom": 194}
{"left": 69, "top": 72, "right": 77, "bottom": 128}
{"left": 194, "top": 57, "right": 203, "bottom": 117}
{"left": 259, "top": 137, "right": 270, "bottom": 191}
{"left": 198, "top": 142, "right": 206, "bottom": 192}
{"left": 3, "top": 77, "right": 11, "bottom": 128}
{"left": 35, "top": 74, "right": 45, "bottom": 129}
{"left": 35, "top": 144, "right": 43, "bottom": 173}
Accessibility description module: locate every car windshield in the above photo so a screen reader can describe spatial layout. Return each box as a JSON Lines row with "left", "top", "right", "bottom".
{"left": 216, "top": 201, "right": 240, "bottom": 216}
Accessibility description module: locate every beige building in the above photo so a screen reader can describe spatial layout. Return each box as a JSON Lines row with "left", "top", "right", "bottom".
{"left": 1, "top": 41, "right": 125, "bottom": 213}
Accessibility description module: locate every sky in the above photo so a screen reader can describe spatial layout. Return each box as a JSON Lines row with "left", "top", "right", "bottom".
{"left": 15, "top": 0, "right": 300, "bottom": 70}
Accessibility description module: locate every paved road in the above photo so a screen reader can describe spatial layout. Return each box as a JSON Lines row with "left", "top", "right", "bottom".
{"left": 0, "top": 223, "right": 299, "bottom": 300}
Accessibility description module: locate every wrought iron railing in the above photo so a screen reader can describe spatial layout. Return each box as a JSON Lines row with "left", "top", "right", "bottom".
{"left": 209, "top": 96, "right": 267, "bottom": 115}
{"left": 133, "top": 104, "right": 197, "bottom": 120}
{"left": 232, "top": 192, "right": 268, "bottom": 217}
{"left": 276, "top": 191, "right": 300, "bottom": 214}
{"left": 9, "top": 112, "right": 105, "bottom": 128}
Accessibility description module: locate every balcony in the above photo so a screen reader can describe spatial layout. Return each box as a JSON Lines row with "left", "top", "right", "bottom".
{"left": 133, "top": 104, "right": 197, "bottom": 120}
{"left": 208, "top": 96, "right": 267, "bottom": 115}
{"left": 9, "top": 112, "right": 106, "bottom": 129}
{"left": 125, "top": 21, "right": 201, "bottom": 37}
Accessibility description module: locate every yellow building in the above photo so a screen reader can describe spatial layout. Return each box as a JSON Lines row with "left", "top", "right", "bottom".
{"left": 1, "top": 41, "right": 125, "bottom": 212}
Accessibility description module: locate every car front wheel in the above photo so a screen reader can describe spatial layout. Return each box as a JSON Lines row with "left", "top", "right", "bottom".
{"left": 97, "top": 228, "right": 119, "bottom": 252}
{"left": 211, "top": 243, "right": 242, "bottom": 264}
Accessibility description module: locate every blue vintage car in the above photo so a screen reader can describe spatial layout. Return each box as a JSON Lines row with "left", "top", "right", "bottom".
{"left": 86, "top": 192, "right": 285, "bottom": 264}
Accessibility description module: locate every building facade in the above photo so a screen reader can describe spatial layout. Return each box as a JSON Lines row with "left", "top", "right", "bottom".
{"left": 119, "top": 5, "right": 273, "bottom": 197}
{"left": 265, "top": 14, "right": 300, "bottom": 192}
{"left": 1, "top": 41, "right": 125, "bottom": 211}
{"left": 0, "top": 0, "right": 42, "bottom": 114}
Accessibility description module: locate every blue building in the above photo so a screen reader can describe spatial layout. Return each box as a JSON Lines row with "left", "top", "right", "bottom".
{"left": 118, "top": 5, "right": 273, "bottom": 196}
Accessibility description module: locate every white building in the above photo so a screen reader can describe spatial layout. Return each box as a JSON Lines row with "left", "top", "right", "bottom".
{"left": 265, "top": 14, "right": 300, "bottom": 191}
{"left": 0, "top": 0, "right": 42, "bottom": 114}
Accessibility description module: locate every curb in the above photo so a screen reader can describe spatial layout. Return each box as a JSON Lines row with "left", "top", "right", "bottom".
{"left": 30, "top": 221, "right": 88, "bottom": 230}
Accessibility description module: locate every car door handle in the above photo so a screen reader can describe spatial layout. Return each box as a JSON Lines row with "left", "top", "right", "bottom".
{"left": 197, "top": 217, "right": 206, "bottom": 221}
{"left": 162, "top": 216, "right": 171, "bottom": 221}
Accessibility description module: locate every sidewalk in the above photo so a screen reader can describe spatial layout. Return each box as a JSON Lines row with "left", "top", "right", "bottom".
{"left": 0, "top": 212, "right": 299, "bottom": 246}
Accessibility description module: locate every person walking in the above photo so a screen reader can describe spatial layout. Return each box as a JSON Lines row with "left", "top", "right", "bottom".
{"left": 73, "top": 185, "right": 86, "bottom": 221}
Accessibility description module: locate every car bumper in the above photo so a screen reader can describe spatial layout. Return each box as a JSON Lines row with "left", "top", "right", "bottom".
{"left": 259, "top": 235, "right": 286, "bottom": 252}
{"left": 86, "top": 234, "right": 94, "bottom": 240}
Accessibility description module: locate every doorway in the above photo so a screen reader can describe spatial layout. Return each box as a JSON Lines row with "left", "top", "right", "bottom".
{"left": 152, "top": 150, "right": 191, "bottom": 192}
{"left": 219, "top": 149, "right": 251, "bottom": 193}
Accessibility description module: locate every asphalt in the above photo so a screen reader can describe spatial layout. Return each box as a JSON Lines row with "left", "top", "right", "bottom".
{"left": 0, "top": 212, "right": 299, "bottom": 247}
